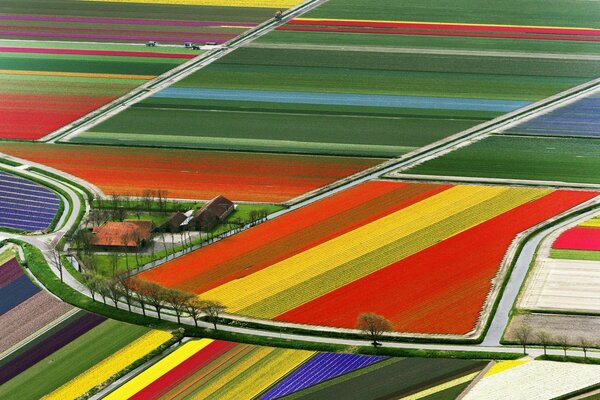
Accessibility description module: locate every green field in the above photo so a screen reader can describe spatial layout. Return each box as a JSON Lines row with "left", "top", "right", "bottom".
{"left": 0, "top": 319, "right": 148, "bottom": 400}
{"left": 305, "top": 0, "right": 600, "bottom": 27}
{"left": 550, "top": 249, "right": 600, "bottom": 262}
{"left": 257, "top": 31, "right": 600, "bottom": 55}
{"left": 405, "top": 135, "right": 600, "bottom": 184}
{"left": 69, "top": 0, "right": 600, "bottom": 157}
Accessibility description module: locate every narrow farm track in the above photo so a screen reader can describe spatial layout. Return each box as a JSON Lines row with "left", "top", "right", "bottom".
{"left": 248, "top": 42, "right": 600, "bottom": 60}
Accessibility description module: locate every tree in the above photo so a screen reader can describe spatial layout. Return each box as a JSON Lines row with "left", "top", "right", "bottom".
{"left": 96, "top": 276, "right": 110, "bottom": 305}
{"left": 106, "top": 278, "right": 122, "bottom": 307}
{"left": 51, "top": 250, "right": 63, "bottom": 282}
{"left": 115, "top": 272, "right": 134, "bottom": 312}
{"left": 142, "top": 281, "right": 167, "bottom": 320}
{"left": 513, "top": 324, "right": 532, "bottom": 355}
{"left": 536, "top": 330, "right": 552, "bottom": 356}
{"left": 109, "top": 252, "right": 119, "bottom": 277}
{"left": 82, "top": 272, "right": 99, "bottom": 301}
{"left": 356, "top": 313, "right": 393, "bottom": 347}
{"left": 578, "top": 336, "right": 592, "bottom": 359}
{"left": 163, "top": 288, "right": 193, "bottom": 324}
{"left": 201, "top": 300, "right": 226, "bottom": 330}
{"left": 128, "top": 277, "right": 148, "bottom": 316}
{"left": 556, "top": 335, "right": 569, "bottom": 358}
{"left": 185, "top": 297, "right": 204, "bottom": 327}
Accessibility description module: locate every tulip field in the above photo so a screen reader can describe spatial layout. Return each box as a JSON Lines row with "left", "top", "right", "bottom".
{"left": 2, "top": 0, "right": 600, "bottom": 397}
{"left": 0, "top": 41, "right": 195, "bottom": 140}
{"left": 104, "top": 338, "right": 485, "bottom": 399}
{"left": 68, "top": 0, "right": 600, "bottom": 156}
{"left": 0, "top": 142, "right": 382, "bottom": 202}
{"left": 137, "top": 181, "right": 597, "bottom": 334}
{"left": 0, "top": 170, "right": 60, "bottom": 232}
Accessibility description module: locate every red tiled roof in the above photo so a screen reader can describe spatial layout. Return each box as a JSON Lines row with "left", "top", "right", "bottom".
{"left": 91, "top": 220, "right": 153, "bottom": 247}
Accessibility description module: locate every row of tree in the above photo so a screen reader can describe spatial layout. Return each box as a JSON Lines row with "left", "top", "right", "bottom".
{"left": 81, "top": 272, "right": 226, "bottom": 329}
{"left": 513, "top": 324, "right": 596, "bottom": 358}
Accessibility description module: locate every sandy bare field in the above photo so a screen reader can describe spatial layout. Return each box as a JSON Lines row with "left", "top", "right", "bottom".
{"left": 520, "top": 258, "right": 600, "bottom": 313}
{"left": 505, "top": 313, "right": 600, "bottom": 346}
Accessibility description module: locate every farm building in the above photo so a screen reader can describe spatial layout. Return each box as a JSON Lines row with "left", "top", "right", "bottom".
{"left": 189, "top": 195, "right": 235, "bottom": 231}
{"left": 158, "top": 212, "right": 187, "bottom": 233}
{"left": 90, "top": 220, "right": 154, "bottom": 250}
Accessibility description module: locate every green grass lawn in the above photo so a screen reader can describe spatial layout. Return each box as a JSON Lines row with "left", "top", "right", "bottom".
{"left": 406, "top": 135, "right": 600, "bottom": 184}
{"left": 550, "top": 249, "right": 600, "bottom": 262}
{"left": 0, "top": 319, "right": 148, "bottom": 400}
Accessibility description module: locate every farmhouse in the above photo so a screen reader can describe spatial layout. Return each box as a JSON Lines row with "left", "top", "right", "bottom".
{"left": 189, "top": 195, "right": 235, "bottom": 231}
{"left": 90, "top": 220, "right": 154, "bottom": 250}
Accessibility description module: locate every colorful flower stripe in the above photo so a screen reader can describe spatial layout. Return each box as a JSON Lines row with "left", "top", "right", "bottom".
{"left": 1, "top": 95, "right": 117, "bottom": 140}
{"left": 202, "top": 186, "right": 548, "bottom": 318}
{"left": 553, "top": 226, "right": 600, "bottom": 251}
{"left": 261, "top": 352, "right": 385, "bottom": 400}
{"left": 0, "top": 258, "right": 21, "bottom": 288}
{"left": 166, "top": 344, "right": 254, "bottom": 399}
{"left": 0, "top": 31, "right": 231, "bottom": 43}
{"left": 104, "top": 339, "right": 213, "bottom": 400}
{"left": 0, "top": 313, "right": 105, "bottom": 385}
{"left": 0, "top": 69, "right": 154, "bottom": 80}
{"left": 129, "top": 340, "right": 235, "bottom": 399}
{"left": 0, "top": 274, "right": 40, "bottom": 315}
{"left": 289, "top": 18, "right": 600, "bottom": 36}
{"left": 277, "top": 25, "right": 600, "bottom": 42}
{"left": 0, "top": 15, "right": 256, "bottom": 28}
{"left": 0, "top": 143, "right": 383, "bottom": 201}
{"left": 0, "top": 47, "right": 194, "bottom": 59}
{"left": 579, "top": 217, "right": 600, "bottom": 228}
{"left": 400, "top": 371, "right": 480, "bottom": 400}
{"left": 83, "top": 0, "right": 303, "bottom": 8}
{"left": 183, "top": 346, "right": 314, "bottom": 399}
{"left": 140, "top": 182, "right": 448, "bottom": 291}
{"left": 279, "top": 190, "right": 597, "bottom": 334}
{"left": 485, "top": 360, "right": 529, "bottom": 377}
{"left": 44, "top": 330, "right": 172, "bottom": 400}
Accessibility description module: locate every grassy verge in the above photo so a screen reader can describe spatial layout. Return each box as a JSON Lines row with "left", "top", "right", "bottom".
{"left": 537, "top": 354, "right": 600, "bottom": 365}
{"left": 550, "top": 249, "right": 600, "bottom": 261}
{"left": 0, "top": 158, "right": 21, "bottom": 167}
{"left": 29, "top": 167, "right": 95, "bottom": 203}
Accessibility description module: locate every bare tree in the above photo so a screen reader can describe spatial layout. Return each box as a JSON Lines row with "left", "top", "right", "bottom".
{"left": 185, "top": 297, "right": 204, "bottom": 327}
{"left": 578, "top": 336, "right": 592, "bottom": 359}
{"left": 163, "top": 288, "right": 193, "bottom": 324}
{"left": 128, "top": 277, "right": 148, "bottom": 316}
{"left": 201, "top": 300, "right": 226, "bottom": 330}
{"left": 556, "top": 335, "right": 569, "bottom": 358}
{"left": 115, "top": 272, "right": 134, "bottom": 312}
{"left": 536, "top": 330, "right": 552, "bottom": 356}
{"left": 82, "top": 272, "right": 99, "bottom": 301}
{"left": 356, "top": 313, "right": 393, "bottom": 347}
{"left": 513, "top": 324, "right": 532, "bottom": 355}
{"left": 109, "top": 252, "right": 119, "bottom": 277}
{"left": 96, "top": 276, "right": 110, "bottom": 304}
{"left": 51, "top": 250, "right": 63, "bottom": 282}
{"left": 141, "top": 281, "right": 167, "bottom": 320}
{"left": 106, "top": 278, "right": 122, "bottom": 307}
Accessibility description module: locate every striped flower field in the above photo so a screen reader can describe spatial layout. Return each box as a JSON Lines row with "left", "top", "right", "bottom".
{"left": 0, "top": 142, "right": 383, "bottom": 202}
{"left": 0, "top": 170, "right": 60, "bottom": 231}
{"left": 138, "top": 181, "right": 598, "bottom": 334}
{"left": 0, "top": 41, "right": 193, "bottom": 140}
